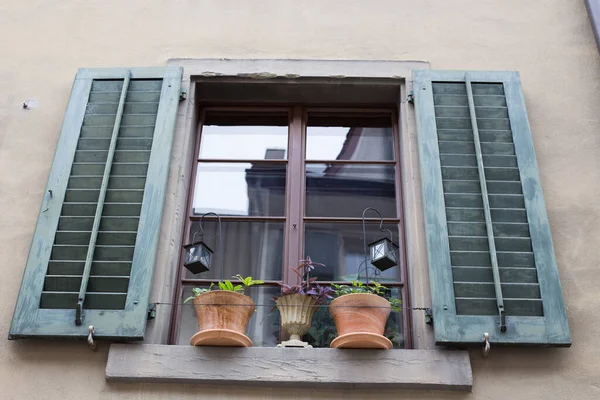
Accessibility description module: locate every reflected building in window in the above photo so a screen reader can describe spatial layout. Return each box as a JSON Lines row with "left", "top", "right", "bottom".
{"left": 244, "top": 123, "right": 398, "bottom": 283}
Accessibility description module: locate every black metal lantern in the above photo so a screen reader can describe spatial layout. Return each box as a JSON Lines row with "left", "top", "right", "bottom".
{"left": 361, "top": 207, "right": 400, "bottom": 281}
{"left": 183, "top": 240, "right": 214, "bottom": 274}
{"left": 183, "top": 212, "right": 222, "bottom": 275}
{"left": 368, "top": 237, "right": 399, "bottom": 271}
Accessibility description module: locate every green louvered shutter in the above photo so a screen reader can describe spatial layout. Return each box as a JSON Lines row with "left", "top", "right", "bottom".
{"left": 9, "top": 67, "right": 182, "bottom": 340}
{"left": 414, "top": 70, "right": 570, "bottom": 346}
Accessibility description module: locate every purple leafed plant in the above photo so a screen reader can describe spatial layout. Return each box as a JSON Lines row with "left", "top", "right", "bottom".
{"left": 273, "top": 257, "right": 333, "bottom": 305}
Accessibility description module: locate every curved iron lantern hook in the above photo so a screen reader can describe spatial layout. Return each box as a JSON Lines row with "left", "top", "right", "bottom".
{"left": 361, "top": 207, "right": 399, "bottom": 284}
{"left": 355, "top": 259, "right": 383, "bottom": 283}
{"left": 192, "top": 212, "right": 223, "bottom": 275}
{"left": 362, "top": 207, "right": 394, "bottom": 242}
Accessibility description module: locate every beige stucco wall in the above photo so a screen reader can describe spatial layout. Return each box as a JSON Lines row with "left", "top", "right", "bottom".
{"left": 1, "top": 0, "right": 599, "bottom": 399}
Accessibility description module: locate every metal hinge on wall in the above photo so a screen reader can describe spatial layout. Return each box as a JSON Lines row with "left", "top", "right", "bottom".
{"left": 407, "top": 91, "right": 415, "bottom": 104}
{"left": 424, "top": 308, "right": 434, "bottom": 326}
{"left": 147, "top": 303, "right": 157, "bottom": 320}
{"left": 179, "top": 88, "right": 187, "bottom": 101}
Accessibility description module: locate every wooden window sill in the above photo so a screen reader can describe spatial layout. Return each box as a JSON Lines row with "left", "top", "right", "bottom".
{"left": 106, "top": 344, "right": 472, "bottom": 391}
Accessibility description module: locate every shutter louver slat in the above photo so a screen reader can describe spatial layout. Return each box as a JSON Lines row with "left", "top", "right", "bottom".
{"left": 43, "top": 276, "right": 130, "bottom": 292}
{"left": 455, "top": 298, "right": 543, "bottom": 316}
{"left": 452, "top": 266, "right": 539, "bottom": 283}
{"left": 81, "top": 126, "right": 156, "bottom": 138}
{"left": 46, "top": 261, "right": 132, "bottom": 277}
{"left": 40, "top": 292, "right": 127, "bottom": 310}
{"left": 64, "top": 189, "right": 145, "bottom": 203}
{"left": 415, "top": 70, "right": 570, "bottom": 346}
{"left": 76, "top": 138, "right": 153, "bottom": 151}
{"left": 86, "top": 102, "right": 160, "bottom": 115}
{"left": 88, "top": 91, "right": 161, "bottom": 103}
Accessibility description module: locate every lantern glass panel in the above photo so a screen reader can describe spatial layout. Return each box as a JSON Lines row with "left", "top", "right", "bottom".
{"left": 198, "top": 244, "right": 212, "bottom": 267}
{"left": 368, "top": 238, "right": 399, "bottom": 271}
{"left": 370, "top": 240, "right": 387, "bottom": 262}
{"left": 184, "top": 241, "right": 213, "bottom": 274}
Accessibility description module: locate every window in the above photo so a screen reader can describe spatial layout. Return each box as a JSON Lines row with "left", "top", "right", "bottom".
{"left": 170, "top": 107, "right": 409, "bottom": 348}
{"left": 10, "top": 62, "right": 568, "bottom": 390}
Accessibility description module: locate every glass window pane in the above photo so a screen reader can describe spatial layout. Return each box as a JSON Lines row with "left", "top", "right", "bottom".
{"left": 200, "top": 112, "right": 288, "bottom": 160}
{"left": 305, "top": 164, "right": 396, "bottom": 218}
{"left": 177, "top": 285, "right": 280, "bottom": 347}
{"left": 306, "top": 114, "right": 393, "bottom": 161}
{"left": 307, "top": 288, "right": 404, "bottom": 348}
{"left": 185, "top": 220, "right": 284, "bottom": 281}
{"left": 304, "top": 222, "right": 402, "bottom": 282}
{"left": 194, "top": 162, "right": 286, "bottom": 216}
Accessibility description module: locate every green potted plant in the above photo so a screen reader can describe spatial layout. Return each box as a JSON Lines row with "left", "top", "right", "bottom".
{"left": 272, "top": 257, "right": 333, "bottom": 348}
{"left": 184, "top": 274, "right": 263, "bottom": 347}
{"left": 329, "top": 280, "right": 402, "bottom": 349}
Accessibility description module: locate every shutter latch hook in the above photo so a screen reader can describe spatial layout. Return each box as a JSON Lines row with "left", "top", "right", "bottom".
{"left": 483, "top": 332, "right": 490, "bottom": 358}
{"left": 87, "top": 325, "right": 97, "bottom": 351}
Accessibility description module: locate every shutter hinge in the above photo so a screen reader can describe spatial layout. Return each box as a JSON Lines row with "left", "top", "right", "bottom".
{"left": 75, "top": 301, "right": 83, "bottom": 325}
{"left": 147, "top": 303, "right": 157, "bottom": 320}
{"left": 407, "top": 91, "right": 414, "bottom": 104}
{"left": 499, "top": 308, "right": 506, "bottom": 332}
{"left": 179, "top": 88, "right": 187, "bottom": 101}
{"left": 424, "top": 308, "right": 434, "bottom": 326}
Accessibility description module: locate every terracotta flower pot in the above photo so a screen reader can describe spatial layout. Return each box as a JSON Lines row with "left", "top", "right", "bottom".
{"left": 276, "top": 294, "right": 318, "bottom": 347}
{"left": 190, "top": 291, "right": 255, "bottom": 347}
{"left": 329, "top": 293, "right": 392, "bottom": 349}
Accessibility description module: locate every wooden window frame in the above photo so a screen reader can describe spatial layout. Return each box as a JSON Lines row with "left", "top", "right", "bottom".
{"left": 105, "top": 61, "right": 474, "bottom": 390}
{"left": 168, "top": 104, "right": 412, "bottom": 347}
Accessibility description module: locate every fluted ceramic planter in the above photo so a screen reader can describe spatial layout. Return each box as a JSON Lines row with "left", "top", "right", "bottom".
{"left": 329, "top": 293, "right": 392, "bottom": 349}
{"left": 275, "top": 294, "right": 318, "bottom": 348}
{"left": 190, "top": 291, "right": 255, "bottom": 347}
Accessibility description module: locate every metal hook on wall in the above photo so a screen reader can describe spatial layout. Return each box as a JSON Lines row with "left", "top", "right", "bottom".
{"left": 482, "top": 332, "right": 490, "bottom": 358}
{"left": 87, "top": 325, "right": 97, "bottom": 351}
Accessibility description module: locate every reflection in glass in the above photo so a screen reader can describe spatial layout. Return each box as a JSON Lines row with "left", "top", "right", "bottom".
{"left": 199, "top": 113, "right": 288, "bottom": 160}
{"left": 193, "top": 163, "right": 286, "bottom": 216}
{"left": 306, "top": 114, "right": 393, "bottom": 161}
{"left": 307, "top": 288, "right": 404, "bottom": 348}
{"left": 304, "top": 222, "right": 402, "bottom": 282}
{"left": 178, "top": 285, "right": 280, "bottom": 347}
{"left": 305, "top": 164, "right": 396, "bottom": 218}
{"left": 186, "top": 221, "right": 284, "bottom": 281}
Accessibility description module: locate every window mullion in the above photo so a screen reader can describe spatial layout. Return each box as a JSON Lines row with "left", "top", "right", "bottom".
{"left": 283, "top": 106, "right": 305, "bottom": 286}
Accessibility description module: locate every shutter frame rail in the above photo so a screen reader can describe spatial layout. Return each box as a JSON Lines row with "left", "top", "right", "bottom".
{"left": 75, "top": 71, "right": 131, "bottom": 326}
{"left": 9, "top": 66, "right": 182, "bottom": 340}
{"left": 414, "top": 70, "right": 571, "bottom": 346}
{"left": 464, "top": 74, "right": 506, "bottom": 333}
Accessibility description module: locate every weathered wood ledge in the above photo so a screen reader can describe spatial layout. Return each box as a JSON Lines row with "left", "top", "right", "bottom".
{"left": 106, "top": 344, "right": 472, "bottom": 391}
